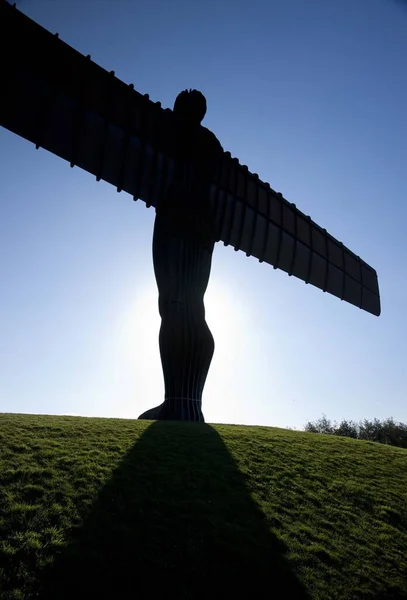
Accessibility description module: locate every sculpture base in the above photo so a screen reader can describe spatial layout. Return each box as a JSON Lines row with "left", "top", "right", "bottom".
{"left": 138, "top": 400, "right": 204, "bottom": 422}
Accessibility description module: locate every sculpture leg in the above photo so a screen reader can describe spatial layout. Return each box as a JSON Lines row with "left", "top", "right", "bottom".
{"left": 138, "top": 220, "right": 215, "bottom": 422}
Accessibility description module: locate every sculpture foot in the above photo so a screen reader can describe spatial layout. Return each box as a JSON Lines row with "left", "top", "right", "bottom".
{"left": 138, "top": 400, "right": 204, "bottom": 422}
{"left": 138, "top": 403, "right": 164, "bottom": 420}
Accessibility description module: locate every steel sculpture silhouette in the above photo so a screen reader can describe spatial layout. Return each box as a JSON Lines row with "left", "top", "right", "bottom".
{"left": 0, "top": 1, "right": 381, "bottom": 422}
{"left": 138, "top": 90, "right": 223, "bottom": 421}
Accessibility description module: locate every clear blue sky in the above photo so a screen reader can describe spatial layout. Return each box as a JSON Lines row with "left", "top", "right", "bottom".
{"left": 1, "top": 0, "right": 406, "bottom": 428}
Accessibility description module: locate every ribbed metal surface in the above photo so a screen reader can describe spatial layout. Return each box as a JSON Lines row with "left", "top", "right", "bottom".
{"left": 143, "top": 232, "right": 215, "bottom": 421}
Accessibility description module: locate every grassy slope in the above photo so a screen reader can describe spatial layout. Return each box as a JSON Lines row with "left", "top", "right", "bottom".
{"left": 0, "top": 413, "right": 406, "bottom": 600}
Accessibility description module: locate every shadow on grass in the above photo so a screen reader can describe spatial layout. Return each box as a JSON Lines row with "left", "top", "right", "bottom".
{"left": 37, "top": 421, "right": 310, "bottom": 599}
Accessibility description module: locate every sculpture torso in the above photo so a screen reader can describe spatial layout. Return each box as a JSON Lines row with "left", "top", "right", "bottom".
{"left": 155, "top": 119, "right": 223, "bottom": 245}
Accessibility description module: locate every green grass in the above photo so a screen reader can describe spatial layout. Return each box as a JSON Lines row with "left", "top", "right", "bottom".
{"left": 0, "top": 413, "right": 406, "bottom": 599}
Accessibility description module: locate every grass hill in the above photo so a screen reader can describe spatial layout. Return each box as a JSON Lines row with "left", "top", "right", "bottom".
{"left": 0, "top": 413, "right": 406, "bottom": 599}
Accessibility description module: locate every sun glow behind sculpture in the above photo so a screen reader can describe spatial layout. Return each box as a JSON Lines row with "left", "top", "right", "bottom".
{"left": 204, "top": 279, "right": 254, "bottom": 423}
{"left": 114, "top": 279, "right": 252, "bottom": 422}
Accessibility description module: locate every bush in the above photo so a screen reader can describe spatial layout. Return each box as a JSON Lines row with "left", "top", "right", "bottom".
{"left": 304, "top": 416, "right": 407, "bottom": 449}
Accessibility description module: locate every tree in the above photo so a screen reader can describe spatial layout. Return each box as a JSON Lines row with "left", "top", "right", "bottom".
{"left": 304, "top": 415, "right": 407, "bottom": 449}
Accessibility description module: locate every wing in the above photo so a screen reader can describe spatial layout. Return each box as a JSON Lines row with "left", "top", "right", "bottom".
{"left": 0, "top": 0, "right": 380, "bottom": 316}
{"left": 210, "top": 157, "right": 381, "bottom": 316}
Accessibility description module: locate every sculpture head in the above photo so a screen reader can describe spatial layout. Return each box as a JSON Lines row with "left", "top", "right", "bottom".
{"left": 173, "top": 89, "right": 207, "bottom": 124}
